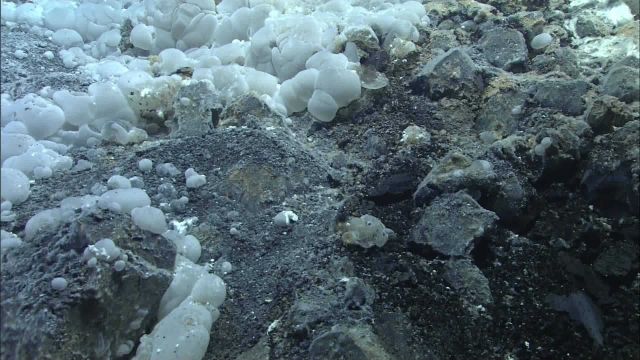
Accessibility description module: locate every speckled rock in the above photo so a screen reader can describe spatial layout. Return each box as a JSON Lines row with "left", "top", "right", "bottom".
{"left": 534, "top": 114, "right": 593, "bottom": 184}
{"left": 428, "top": 29, "right": 459, "bottom": 51}
{"left": 531, "top": 47, "right": 580, "bottom": 77}
{"left": 602, "top": 65, "right": 640, "bottom": 103}
{"left": 476, "top": 88, "right": 528, "bottom": 136}
{"left": 410, "top": 191, "right": 499, "bottom": 256}
{"left": 414, "top": 152, "right": 498, "bottom": 207}
{"left": 593, "top": 242, "right": 640, "bottom": 277}
{"left": 581, "top": 120, "right": 639, "bottom": 216}
{"left": 479, "top": 28, "right": 528, "bottom": 72}
{"left": 533, "top": 79, "right": 590, "bottom": 115}
{"left": 168, "top": 80, "right": 223, "bottom": 137}
{"left": 444, "top": 258, "right": 493, "bottom": 308}
{"left": 575, "top": 13, "right": 612, "bottom": 38}
{"left": 585, "top": 95, "right": 636, "bottom": 135}
{"left": 309, "top": 325, "right": 393, "bottom": 360}
{"left": 410, "top": 48, "right": 484, "bottom": 100}
{"left": 0, "top": 211, "right": 174, "bottom": 359}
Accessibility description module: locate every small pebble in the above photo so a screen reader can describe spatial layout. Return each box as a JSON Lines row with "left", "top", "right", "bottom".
{"left": 114, "top": 260, "right": 126, "bottom": 272}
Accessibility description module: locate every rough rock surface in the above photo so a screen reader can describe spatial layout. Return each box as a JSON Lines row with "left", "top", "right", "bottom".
{"left": 1, "top": 1, "right": 639, "bottom": 359}
{"left": 410, "top": 191, "right": 499, "bottom": 256}
{"left": 410, "top": 48, "right": 484, "bottom": 100}
{"left": 479, "top": 28, "right": 528, "bottom": 72}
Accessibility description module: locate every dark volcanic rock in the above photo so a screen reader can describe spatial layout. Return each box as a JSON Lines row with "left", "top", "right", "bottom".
{"left": 410, "top": 48, "right": 484, "bottom": 100}
{"left": 413, "top": 152, "right": 498, "bottom": 207}
{"left": 0, "top": 211, "right": 174, "bottom": 359}
{"left": 581, "top": 120, "right": 639, "bottom": 217}
{"left": 444, "top": 258, "right": 493, "bottom": 307}
{"left": 585, "top": 95, "right": 636, "bottom": 135}
{"left": 410, "top": 191, "right": 498, "bottom": 256}
{"left": 309, "top": 325, "right": 391, "bottom": 360}
{"left": 531, "top": 47, "right": 580, "bottom": 77}
{"left": 533, "top": 79, "right": 590, "bottom": 116}
{"left": 593, "top": 242, "right": 640, "bottom": 277}
{"left": 479, "top": 28, "right": 528, "bottom": 72}
{"left": 368, "top": 172, "right": 417, "bottom": 199}
{"left": 2, "top": 2, "right": 639, "bottom": 358}
{"left": 534, "top": 114, "right": 593, "bottom": 184}
{"left": 287, "top": 301, "right": 331, "bottom": 339}
{"left": 476, "top": 89, "right": 528, "bottom": 136}
{"left": 575, "top": 14, "right": 612, "bottom": 37}
{"left": 602, "top": 65, "right": 640, "bottom": 103}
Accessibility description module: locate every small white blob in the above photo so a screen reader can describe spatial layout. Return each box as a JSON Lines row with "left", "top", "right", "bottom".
{"left": 1, "top": 168, "right": 30, "bottom": 204}
{"left": 14, "top": 50, "right": 27, "bottom": 59}
{"left": 185, "top": 168, "right": 206, "bottom": 188}
{"left": 531, "top": 33, "right": 553, "bottom": 50}
{"left": 86, "top": 238, "right": 121, "bottom": 261}
{"left": 1, "top": 229, "right": 22, "bottom": 252}
{"left": 98, "top": 188, "right": 151, "bottom": 213}
{"left": 220, "top": 261, "right": 232, "bottom": 274}
{"left": 273, "top": 210, "right": 298, "bottom": 227}
{"left": 33, "top": 166, "right": 53, "bottom": 179}
{"left": 107, "top": 175, "right": 132, "bottom": 189}
{"left": 51, "top": 277, "right": 68, "bottom": 291}
{"left": 114, "top": 260, "right": 126, "bottom": 272}
{"left": 131, "top": 206, "right": 168, "bottom": 234}
{"left": 138, "top": 158, "right": 153, "bottom": 172}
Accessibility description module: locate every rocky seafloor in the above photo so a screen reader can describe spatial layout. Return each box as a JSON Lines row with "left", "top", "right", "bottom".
{"left": 1, "top": 0, "right": 639, "bottom": 359}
